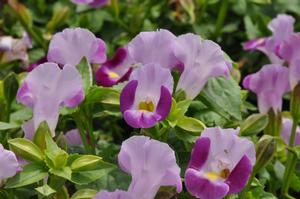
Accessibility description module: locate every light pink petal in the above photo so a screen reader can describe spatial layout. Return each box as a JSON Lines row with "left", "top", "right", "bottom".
{"left": 93, "top": 190, "right": 132, "bottom": 199}
{"left": 0, "top": 144, "right": 19, "bottom": 180}
{"left": 281, "top": 118, "right": 300, "bottom": 146}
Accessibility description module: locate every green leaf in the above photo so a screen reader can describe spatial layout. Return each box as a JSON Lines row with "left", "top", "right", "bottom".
{"left": 71, "top": 161, "right": 115, "bottom": 185}
{"left": 33, "top": 121, "right": 52, "bottom": 151}
{"left": 85, "top": 86, "right": 120, "bottom": 105}
{"left": 247, "top": 186, "right": 277, "bottom": 199}
{"left": 71, "top": 189, "right": 98, "bottom": 199}
{"left": 49, "top": 167, "right": 72, "bottom": 181}
{"left": 167, "top": 99, "right": 192, "bottom": 127}
{"left": 46, "top": 4, "right": 69, "bottom": 32}
{"left": 240, "top": 114, "right": 269, "bottom": 136}
{"left": 198, "top": 77, "right": 242, "bottom": 120}
{"left": 177, "top": 116, "right": 205, "bottom": 133}
{"left": 35, "top": 184, "right": 56, "bottom": 196}
{"left": 8, "top": 138, "right": 44, "bottom": 162}
{"left": 0, "top": 122, "right": 20, "bottom": 130}
{"left": 5, "top": 163, "right": 48, "bottom": 188}
{"left": 3, "top": 72, "right": 19, "bottom": 104}
{"left": 76, "top": 57, "right": 92, "bottom": 93}
{"left": 71, "top": 155, "right": 102, "bottom": 171}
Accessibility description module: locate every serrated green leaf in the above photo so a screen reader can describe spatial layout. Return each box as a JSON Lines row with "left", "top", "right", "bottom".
{"left": 35, "top": 184, "right": 56, "bottom": 196}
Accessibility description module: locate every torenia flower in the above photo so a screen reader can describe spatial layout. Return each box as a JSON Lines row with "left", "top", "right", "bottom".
{"left": 120, "top": 64, "right": 173, "bottom": 128}
{"left": 17, "top": 62, "right": 84, "bottom": 136}
{"left": 244, "top": 14, "right": 295, "bottom": 64}
{"left": 127, "top": 29, "right": 180, "bottom": 70}
{"left": 243, "top": 64, "right": 290, "bottom": 114}
{"left": 174, "top": 33, "right": 230, "bottom": 99}
{"left": 281, "top": 118, "right": 300, "bottom": 146}
{"left": 47, "top": 28, "right": 106, "bottom": 66}
{"left": 185, "top": 127, "right": 256, "bottom": 199}
{"left": 0, "top": 33, "right": 31, "bottom": 66}
{"left": 96, "top": 47, "right": 133, "bottom": 87}
{"left": 278, "top": 33, "right": 300, "bottom": 89}
{"left": 71, "top": 0, "right": 109, "bottom": 8}
{"left": 0, "top": 144, "right": 19, "bottom": 180}
{"left": 94, "top": 136, "right": 182, "bottom": 199}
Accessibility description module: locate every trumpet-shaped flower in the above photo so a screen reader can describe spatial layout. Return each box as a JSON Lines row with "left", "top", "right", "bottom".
{"left": 243, "top": 64, "right": 290, "bottom": 114}
{"left": 174, "top": 33, "right": 230, "bottom": 99}
{"left": 281, "top": 118, "right": 300, "bottom": 146}
{"left": 96, "top": 47, "right": 133, "bottom": 87}
{"left": 278, "top": 33, "right": 300, "bottom": 89}
{"left": 0, "top": 144, "right": 19, "bottom": 180}
{"left": 244, "top": 14, "right": 295, "bottom": 64}
{"left": 17, "top": 62, "right": 84, "bottom": 136}
{"left": 47, "top": 28, "right": 106, "bottom": 66}
{"left": 185, "top": 127, "right": 256, "bottom": 199}
{"left": 94, "top": 136, "right": 181, "bottom": 199}
{"left": 120, "top": 63, "right": 173, "bottom": 128}
{"left": 71, "top": 0, "right": 109, "bottom": 8}
{"left": 127, "top": 29, "right": 179, "bottom": 70}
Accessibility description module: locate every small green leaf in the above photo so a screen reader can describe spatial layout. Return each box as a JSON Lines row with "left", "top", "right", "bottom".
{"left": 35, "top": 184, "right": 56, "bottom": 196}
{"left": 76, "top": 57, "right": 92, "bottom": 93}
{"left": 240, "top": 114, "right": 269, "bottom": 136}
{"left": 0, "top": 122, "right": 20, "bottom": 130}
{"left": 85, "top": 86, "right": 120, "bottom": 105}
{"left": 177, "top": 116, "right": 205, "bottom": 133}
{"left": 3, "top": 72, "right": 19, "bottom": 104}
{"left": 5, "top": 163, "right": 48, "bottom": 188}
{"left": 49, "top": 167, "right": 72, "bottom": 181}
{"left": 71, "top": 189, "right": 98, "bottom": 199}
{"left": 8, "top": 138, "right": 44, "bottom": 162}
{"left": 33, "top": 121, "right": 52, "bottom": 150}
{"left": 71, "top": 155, "right": 102, "bottom": 171}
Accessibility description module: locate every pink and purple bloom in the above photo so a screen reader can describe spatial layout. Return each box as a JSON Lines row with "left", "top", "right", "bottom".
{"left": 185, "top": 127, "right": 256, "bottom": 199}
{"left": 47, "top": 28, "right": 106, "bottom": 66}
{"left": 174, "top": 33, "right": 230, "bottom": 99}
{"left": 281, "top": 118, "right": 300, "bottom": 146}
{"left": 243, "top": 64, "right": 290, "bottom": 114}
{"left": 278, "top": 33, "right": 300, "bottom": 88}
{"left": 17, "top": 62, "right": 84, "bottom": 136}
{"left": 243, "top": 14, "right": 295, "bottom": 64}
{"left": 71, "top": 0, "right": 109, "bottom": 8}
{"left": 94, "top": 135, "right": 182, "bottom": 199}
{"left": 120, "top": 63, "right": 173, "bottom": 128}
{"left": 96, "top": 47, "right": 133, "bottom": 87}
{"left": 0, "top": 144, "right": 19, "bottom": 180}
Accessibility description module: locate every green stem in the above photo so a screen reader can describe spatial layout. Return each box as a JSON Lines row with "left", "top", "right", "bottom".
{"left": 281, "top": 119, "right": 298, "bottom": 196}
{"left": 212, "top": 0, "right": 229, "bottom": 39}
{"left": 73, "top": 114, "right": 92, "bottom": 154}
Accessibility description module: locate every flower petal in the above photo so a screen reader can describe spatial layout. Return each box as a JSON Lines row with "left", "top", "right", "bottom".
{"left": 155, "top": 86, "right": 172, "bottom": 121}
{"left": 185, "top": 168, "right": 229, "bottom": 199}
{"left": 0, "top": 144, "right": 19, "bottom": 180}
{"left": 123, "top": 110, "right": 161, "bottom": 128}
{"left": 65, "top": 129, "right": 82, "bottom": 146}
{"left": 93, "top": 190, "right": 132, "bottom": 199}
{"left": 187, "top": 137, "right": 210, "bottom": 170}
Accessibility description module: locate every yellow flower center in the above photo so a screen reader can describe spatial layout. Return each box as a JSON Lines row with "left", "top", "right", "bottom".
{"left": 138, "top": 101, "right": 155, "bottom": 112}
{"left": 108, "top": 71, "right": 119, "bottom": 78}
{"left": 204, "top": 168, "right": 230, "bottom": 181}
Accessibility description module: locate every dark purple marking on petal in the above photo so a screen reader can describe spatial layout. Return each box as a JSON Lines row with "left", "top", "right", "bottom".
{"left": 185, "top": 168, "right": 229, "bottom": 199}
{"left": 104, "top": 47, "right": 127, "bottom": 69}
{"left": 27, "top": 56, "right": 47, "bottom": 72}
{"left": 95, "top": 66, "right": 119, "bottom": 87}
{"left": 155, "top": 86, "right": 172, "bottom": 121}
{"left": 225, "top": 155, "right": 253, "bottom": 194}
{"left": 123, "top": 110, "right": 161, "bottom": 128}
{"left": 187, "top": 137, "right": 210, "bottom": 170}
{"left": 120, "top": 80, "right": 138, "bottom": 113}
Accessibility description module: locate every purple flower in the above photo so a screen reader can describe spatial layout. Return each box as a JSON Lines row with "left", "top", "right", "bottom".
{"left": 17, "top": 62, "right": 84, "bottom": 136}
{"left": 244, "top": 14, "right": 295, "bottom": 64}
{"left": 243, "top": 64, "right": 290, "bottom": 114}
{"left": 185, "top": 127, "right": 256, "bottom": 199}
{"left": 127, "top": 29, "right": 179, "bottom": 70}
{"left": 65, "top": 129, "right": 82, "bottom": 146}
{"left": 174, "top": 33, "right": 230, "bottom": 99}
{"left": 93, "top": 190, "right": 133, "bottom": 199}
{"left": 120, "top": 63, "right": 173, "bottom": 128}
{"left": 0, "top": 144, "right": 19, "bottom": 180}
{"left": 278, "top": 33, "right": 300, "bottom": 89}
{"left": 47, "top": 28, "right": 106, "bottom": 66}
{"left": 281, "top": 118, "right": 300, "bottom": 146}
{"left": 71, "top": 0, "right": 109, "bottom": 8}
{"left": 96, "top": 47, "right": 133, "bottom": 87}
{"left": 94, "top": 136, "right": 181, "bottom": 199}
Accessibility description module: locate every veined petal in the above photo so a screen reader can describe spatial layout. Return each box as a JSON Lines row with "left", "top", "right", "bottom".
{"left": 185, "top": 168, "right": 229, "bottom": 199}
{"left": 175, "top": 33, "right": 229, "bottom": 99}
{"left": 118, "top": 136, "right": 182, "bottom": 199}
{"left": 47, "top": 28, "right": 106, "bottom": 66}
{"left": 0, "top": 144, "right": 19, "bottom": 180}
